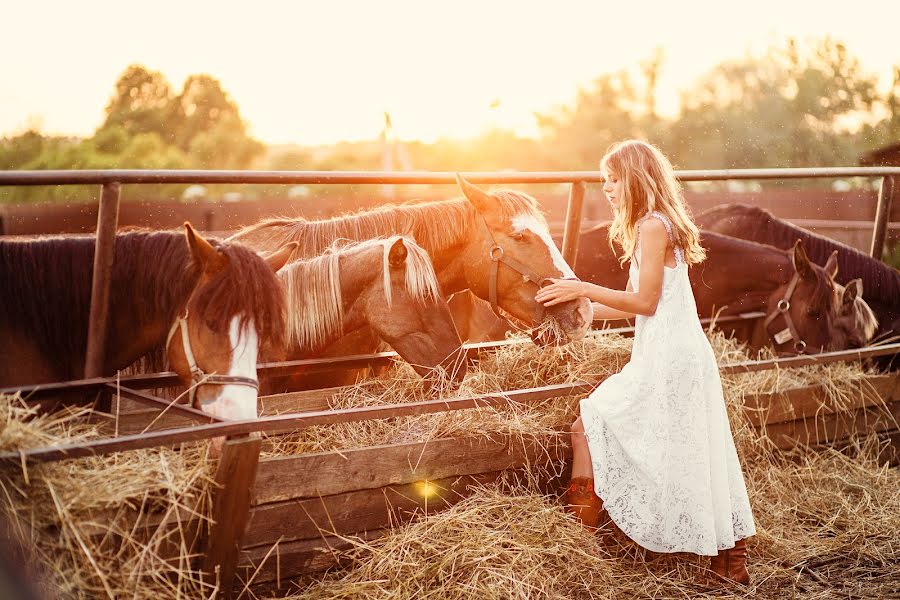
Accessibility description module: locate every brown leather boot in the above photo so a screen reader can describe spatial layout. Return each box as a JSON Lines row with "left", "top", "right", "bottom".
{"left": 709, "top": 538, "right": 750, "bottom": 585}
{"left": 564, "top": 477, "right": 604, "bottom": 530}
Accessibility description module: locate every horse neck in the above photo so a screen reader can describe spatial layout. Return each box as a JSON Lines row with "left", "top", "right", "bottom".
{"left": 701, "top": 237, "right": 791, "bottom": 312}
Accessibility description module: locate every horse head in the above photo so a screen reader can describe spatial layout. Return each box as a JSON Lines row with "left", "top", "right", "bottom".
{"left": 822, "top": 251, "right": 879, "bottom": 349}
{"left": 455, "top": 175, "right": 591, "bottom": 346}
{"left": 166, "top": 223, "right": 293, "bottom": 426}
{"left": 280, "top": 236, "right": 466, "bottom": 387}
{"left": 761, "top": 240, "right": 843, "bottom": 355}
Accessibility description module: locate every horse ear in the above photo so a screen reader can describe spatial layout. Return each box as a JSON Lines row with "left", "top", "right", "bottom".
{"left": 791, "top": 239, "right": 815, "bottom": 280}
{"left": 184, "top": 222, "right": 227, "bottom": 274}
{"left": 843, "top": 278, "right": 862, "bottom": 306}
{"left": 456, "top": 174, "right": 494, "bottom": 214}
{"left": 388, "top": 238, "right": 408, "bottom": 268}
{"left": 264, "top": 241, "right": 298, "bottom": 273}
{"left": 823, "top": 250, "right": 839, "bottom": 279}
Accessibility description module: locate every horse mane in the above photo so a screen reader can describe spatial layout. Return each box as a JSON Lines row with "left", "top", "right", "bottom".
{"left": 278, "top": 236, "right": 440, "bottom": 351}
{"left": 228, "top": 191, "right": 545, "bottom": 258}
{"left": 701, "top": 204, "right": 900, "bottom": 305}
{"left": 847, "top": 291, "right": 880, "bottom": 340}
{"left": 0, "top": 231, "right": 285, "bottom": 378}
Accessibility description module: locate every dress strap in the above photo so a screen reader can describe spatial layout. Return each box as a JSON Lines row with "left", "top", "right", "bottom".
{"left": 647, "top": 211, "right": 685, "bottom": 265}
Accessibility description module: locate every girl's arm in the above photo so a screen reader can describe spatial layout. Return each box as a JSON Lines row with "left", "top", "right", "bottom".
{"left": 536, "top": 219, "right": 667, "bottom": 317}
{"left": 591, "top": 279, "right": 635, "bottom": 320}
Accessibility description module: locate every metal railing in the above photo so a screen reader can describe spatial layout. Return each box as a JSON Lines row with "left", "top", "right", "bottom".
{"left": 0, "top": 166, "right": 897, "bottom": 380}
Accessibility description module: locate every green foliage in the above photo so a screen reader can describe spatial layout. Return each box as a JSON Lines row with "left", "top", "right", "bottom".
{"left": 1, "top": 64, "right": 263, "bottom": 204}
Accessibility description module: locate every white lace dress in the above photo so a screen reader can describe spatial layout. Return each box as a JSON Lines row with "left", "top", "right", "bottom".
{"left": 581, "top": 211, "right": 756, "bottom": 556}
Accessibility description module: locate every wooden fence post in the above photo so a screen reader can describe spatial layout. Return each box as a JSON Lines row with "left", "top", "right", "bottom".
{"left": 870, "top": 175, "right": 895, "bottom": 260}
{"left": 561, "top": 181, "right": 586, "bottom": 267}
{"left": 203, "top": 434, "right": 262, "bottom": 598}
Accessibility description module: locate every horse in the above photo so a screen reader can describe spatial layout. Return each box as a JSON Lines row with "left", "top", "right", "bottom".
{"left": 274, "top": 236, "right": 466, "bottom": 390}
{"left": 229, "top": 175, "right": 592, "bottom": 348}
{"left": 572, "top": 223, "right": 849, "bottom": 354}
{"left": 696, "top": 203, "right": 892, "bottom": 346}
{"left": 0, "top": 223, "right": 293, "bottom": 423}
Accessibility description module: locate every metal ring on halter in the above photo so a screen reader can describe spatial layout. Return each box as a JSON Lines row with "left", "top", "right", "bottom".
{"left": 489, "top": 245, "right": 504, "bottom": 261}
{"left": 777, "top": 299, "right": 790, "bottom": 312}
{"left": 794, "top": 340, "right": 807, "bottom": 353}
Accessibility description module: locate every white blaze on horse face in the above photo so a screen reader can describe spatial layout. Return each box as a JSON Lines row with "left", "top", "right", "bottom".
{"left": 511, "top": 213, "right": 577, "bottom": 279}
{"left": 203, "top": 317, "right": 259, "bottom": 421}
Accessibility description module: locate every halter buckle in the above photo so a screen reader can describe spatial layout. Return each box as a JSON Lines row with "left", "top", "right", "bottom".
{"left": 777, "top": 299, "right": 790, "bottom": 312}
{"left": 794, "top": 340, "right": 807, "bottom": 353}
{"left": 489, "top": 245, "right": 504, "bottom": 261}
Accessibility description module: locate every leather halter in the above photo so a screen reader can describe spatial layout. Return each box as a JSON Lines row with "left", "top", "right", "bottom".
{"left": 475, "top": 215, "right": 579, "bottom": 319}
{"left": 763, "top": 270, "right": 808, "bottom": 354}
{"left": 166, "top": 311, "right": 260, "bottom": 408}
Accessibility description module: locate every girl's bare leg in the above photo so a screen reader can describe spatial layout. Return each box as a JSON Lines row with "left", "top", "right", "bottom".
{"left": 570, "top": 417, "right": 594, "bottom": 480}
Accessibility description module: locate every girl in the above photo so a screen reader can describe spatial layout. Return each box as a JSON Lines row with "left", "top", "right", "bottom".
{"left": 535, "top": 140, "right": 756, "bottom": 584}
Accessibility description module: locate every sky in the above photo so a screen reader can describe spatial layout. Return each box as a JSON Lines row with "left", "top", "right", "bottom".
{"left": 2, "top": 0, "right": 898, "bottom": 146}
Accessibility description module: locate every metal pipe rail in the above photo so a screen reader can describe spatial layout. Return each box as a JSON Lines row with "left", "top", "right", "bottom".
{"left": 0, "top": 167, "right": 895, "bottom": 385}
{"left": 1, "top": 166, "right": 899, "bottom": 185}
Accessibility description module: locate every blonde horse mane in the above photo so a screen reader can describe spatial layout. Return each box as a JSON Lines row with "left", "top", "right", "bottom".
{"left": 278, "top": 236, "right": 442, "bottom": 350}
{"left": 228, "top": 191, "right": 545, "bottom": 258}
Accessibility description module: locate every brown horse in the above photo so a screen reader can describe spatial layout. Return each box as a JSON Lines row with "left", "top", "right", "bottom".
{"left": 229, "top": 175, "right": 591, "bottom": 347}
{"left": 276, "top": 236, "right": 465, "bottom": 388}
{"left": 0, "top": 224, "right": 293, "bottom": 421}
{"left": 573, "top": 224, "right": 848, "bottom": 354}
{"left": 697, "top": 203, "right": 889, "bottom": 347}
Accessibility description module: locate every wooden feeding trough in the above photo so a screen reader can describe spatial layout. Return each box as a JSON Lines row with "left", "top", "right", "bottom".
{"left": 3, "top": 340, "right": 897, "bottom": 598}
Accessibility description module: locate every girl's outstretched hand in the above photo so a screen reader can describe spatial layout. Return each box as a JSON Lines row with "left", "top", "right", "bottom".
{"left": 535, "top": 278, "right": 588, "bottom": 306}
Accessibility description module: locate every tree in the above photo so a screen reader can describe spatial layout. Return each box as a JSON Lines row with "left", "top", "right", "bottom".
{"left": 169, "top": 75, "right": 263, "bottom": 168}
{"left": 99, "top": 65, "right": 175, "bottom": 141}
{"left": 667, "top": 38, "right": 881, "bottom": 169}
{"left": 536, "top": 70, "right": 650, "bottom": 169}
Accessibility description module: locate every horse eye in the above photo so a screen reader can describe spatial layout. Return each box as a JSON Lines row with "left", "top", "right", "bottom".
{"left": 510, "top": 231, "right": 525, "bottom": 241}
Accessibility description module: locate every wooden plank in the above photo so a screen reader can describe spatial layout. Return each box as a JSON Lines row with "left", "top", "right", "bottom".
{"left": 0, "top": 382, "right": 594, "bottom": 464}
{"left": 106, "top": 384, "right": 221, "bottom": 424}
{"left": 253, "top": 434, "right": 569, "bottom": 504}
{"left": 242, "top": 471, "right": 499, "bottom": 548}
{"left": 202, "top": 435, "right": 262, "bottom": 599}
{"left": 234, "top": 529, "right": 388, "bottom": 591}
{"left": 743, "top": 374, "right": 899, "bottom": 427}
{"left": 762, "top": 399, "right": 900, "bottom": 450}
{"left": 259, "top": 387, "right": 342, "bottom": 415}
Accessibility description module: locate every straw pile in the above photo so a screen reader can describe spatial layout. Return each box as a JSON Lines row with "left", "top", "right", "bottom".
{"left": 267, "top": 330, "right": 897, "bottom": 599}
{"left": 0, "top": 396, "right": 216, "bottom": 600}
{"left": 286, "top": 441, "right": 900, "bottom": 600}
{"left": 263, "top": 329, "right": 881, "bottom": 459}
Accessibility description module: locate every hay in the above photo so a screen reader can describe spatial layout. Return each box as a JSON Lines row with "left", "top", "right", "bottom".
{"left": 262, "top": 330, "right": 881, "bottom": 458}
{"left": 1, "top": 329, "right": 894, "bottom": 599}
{"left": 284, "top": 441, "right": 900, "bottom": 600}
{"left": 0, "top": 396, "right": 216, "bottom": 599}
{"left": 260, "top": 331, "right": 897, "bottom": 599}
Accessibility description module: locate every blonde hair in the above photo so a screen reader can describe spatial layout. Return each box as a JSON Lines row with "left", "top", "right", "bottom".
{"left": 602, "top": 140, "right": 706, "bottom": 266}
{"left": 278, "top": 236, "right": 440, "bottom": 351}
